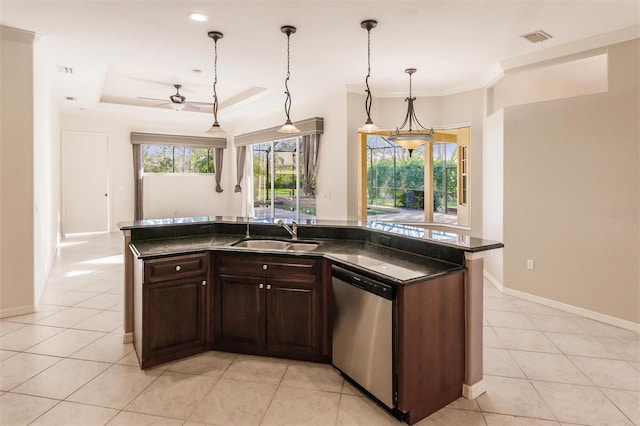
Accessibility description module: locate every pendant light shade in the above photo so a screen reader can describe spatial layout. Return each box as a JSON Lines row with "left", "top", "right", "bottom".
{"left": 357, "top": 19, "right": 379, "bottom": 133}
{"left": 278, "top": 25, "right": 300, "bottom": 134}
{"left": 387, "top": 68, "right": 434, "bottom": 157}
{"left": 205, "top": 31, "right": 227, "bottom": 137}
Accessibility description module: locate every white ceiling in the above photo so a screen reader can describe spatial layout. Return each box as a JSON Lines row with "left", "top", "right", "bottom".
{"left": 1, "top": 0, "right": 639, "bottom": 121}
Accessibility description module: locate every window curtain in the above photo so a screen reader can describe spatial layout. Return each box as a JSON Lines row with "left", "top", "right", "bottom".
{"left": 235, "top": 146, "right": 246, "bottom": 193}
{"left": 302, "top": 134, "right": 319, "bottom": 196}
{"left": 132, "top": 144, "right": 144, "bottom": 220}
{"left": 214, "top": 147, "right": 224, "bottom": 193}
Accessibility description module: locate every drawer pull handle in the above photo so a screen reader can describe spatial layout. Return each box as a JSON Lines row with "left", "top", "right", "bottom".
{"left": 175, "top": 265, "right": 181, "bottom": 272}
{"left": 259, "top": 284, "right": 264, "bottom": 289}
{"left": 202, "top": 280, "right": 206, "bottom": 286}
{"left": 266, "top": 284, "right": 271, "bottom": 290}
{"left": 262, "top": 264, "right": 268, "bottom": 270}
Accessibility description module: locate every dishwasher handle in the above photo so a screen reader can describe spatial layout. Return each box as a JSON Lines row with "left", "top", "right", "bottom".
{"left": 332, "top": 265, "right": 396, "bottom": 300}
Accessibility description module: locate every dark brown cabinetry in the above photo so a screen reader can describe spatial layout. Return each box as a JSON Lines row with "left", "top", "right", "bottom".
{"left": 213, "top": 252, "right": 325, "bottom": 361}
{"left": 133, "top": 253, "right": 209, "bottom": 368}
{"left": 396, "top": 271, "right": 465, "bottom": 424}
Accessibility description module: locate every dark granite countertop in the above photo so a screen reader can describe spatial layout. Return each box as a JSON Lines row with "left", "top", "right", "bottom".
{"left": 129, "top": 234, "right": 464, "bottom": 285}
{"left": 119, "top": 216, "right": 503, "bottom": 253}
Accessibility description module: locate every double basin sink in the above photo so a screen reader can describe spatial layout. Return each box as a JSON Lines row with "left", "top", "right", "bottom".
{"left": 232, "top": 238, "right": 319, "bottom": 252}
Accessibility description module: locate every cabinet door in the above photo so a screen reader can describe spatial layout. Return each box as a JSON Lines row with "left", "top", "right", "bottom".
{"left": 143, "top": 277, "right": 207, "bottom": 366}
{"left": 214, "top": 274, "right": 266, "bottom": 354}
{"left": 266, "top": 275, "right": 322, "bottom": 358}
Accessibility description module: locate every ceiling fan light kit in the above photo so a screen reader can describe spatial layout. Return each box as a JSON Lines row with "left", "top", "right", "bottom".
{"left": 387, "top": 68, "right": 434, "bottom": 157}
{"left": 205, "top": 31, "right": 227, "bottom": 137}
{"left": 278, "top": 25, "right": 301, "bottom": 134}
{"left": 357, "top": 19, "right": 380, "bottom": 134}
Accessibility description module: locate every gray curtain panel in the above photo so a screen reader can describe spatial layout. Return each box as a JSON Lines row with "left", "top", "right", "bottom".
{"left": 132, "top": 144, "right": 144, "bottom": 220}
{"left": 302, "top": 134, "right": 319, "bottom": 196}
{"left": 235, "top": 146, "right": 246, "bottom": 193}
{"left": 214, "top": 147, "right": 224, "bottom": 193}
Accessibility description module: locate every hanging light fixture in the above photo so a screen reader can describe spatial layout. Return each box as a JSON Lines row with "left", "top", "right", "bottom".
{"left": 387, "top": 68, "right": 434, "bottom": 157}
{"left": 357, "top": 19, "right": 379, "bottom": 133}
{"left": 278, "top": 25, "right": 300, "bottom": 134}
{"left": 205, "top": 31, "right": 227, "bottom": 137}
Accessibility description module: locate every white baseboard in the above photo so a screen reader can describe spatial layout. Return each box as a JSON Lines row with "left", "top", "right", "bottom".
{"left": 462, "top": 380, "right": 486, "bottom": 400}
{"left": 0, "top": 304, "right": 36, "bottom": 319}
{"left": 122, "top": 332, "right": 134, "bottom": 344}
{"left": 483, "top": 271, "right": 640, "bottom": 334}
{"left": 483, "top": 271, "right": 503, "bottom": 292}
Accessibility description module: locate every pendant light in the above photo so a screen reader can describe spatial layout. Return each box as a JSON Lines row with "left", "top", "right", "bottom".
{"left": 357, "top": 19, "right": 379, "bottom": 133}
{"left": 205, "top": 31, "right": 227, "bottom": 137}
{"left": 278, "top": 25, "right": 300, "bottom": 134}
{"left": 387, "top": 68, "right": 434, "bottom": 157}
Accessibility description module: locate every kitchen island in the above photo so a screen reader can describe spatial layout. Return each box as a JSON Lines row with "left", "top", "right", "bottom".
{"left": 119, "top": 217, "right": 502, "bottom": 424}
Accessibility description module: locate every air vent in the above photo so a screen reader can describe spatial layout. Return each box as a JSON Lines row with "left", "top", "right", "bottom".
{"left": 521, "top": 30, "right": 553, "bottom": 43}
{"left": 57, "top": 66, "right": 74, "bottom": 74}
{"left": 65, "top": 96, "right": 76, "bottom": 101}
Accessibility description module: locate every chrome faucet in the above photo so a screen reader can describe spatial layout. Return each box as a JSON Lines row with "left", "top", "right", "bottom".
{"left": 276, "top": 219, "right": 297, "bottom": 240}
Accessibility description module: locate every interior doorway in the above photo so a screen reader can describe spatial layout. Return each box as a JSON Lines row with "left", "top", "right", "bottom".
{"left": 61, "top": 131, "right": 109, "bottom": 235}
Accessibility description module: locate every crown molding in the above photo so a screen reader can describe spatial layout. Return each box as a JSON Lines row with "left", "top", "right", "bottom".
{"left": 0, "top": 25, "right": 38, "bottom": 44}
{"left": 500, "top": 25, "right": 640, "bottom": 71}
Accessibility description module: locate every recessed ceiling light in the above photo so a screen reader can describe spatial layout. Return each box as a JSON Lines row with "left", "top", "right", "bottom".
{"left": 192, "top": 69, "right": 202, "bottom": 74}
{"left": 65, "top": 96, "right": 76, "bottom": 101}
{"left": 188, "top": 12, "right": 208, "bottom": 22}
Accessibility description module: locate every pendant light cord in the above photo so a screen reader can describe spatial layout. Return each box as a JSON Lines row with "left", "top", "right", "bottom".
{"left": 283, "top": 32, "right": 293, "bottom": 122}
{"left": 213, "top": 37, "right": 219, "bottom": 123}
{"left": 364, "top": 27, "right": 373, "bottom": 121}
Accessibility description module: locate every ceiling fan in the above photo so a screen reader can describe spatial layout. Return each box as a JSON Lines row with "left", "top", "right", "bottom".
{"left": 137, "top": 84, "right": 212, "bottom": 111}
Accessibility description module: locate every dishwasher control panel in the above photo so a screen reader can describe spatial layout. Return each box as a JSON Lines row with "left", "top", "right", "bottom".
{"left": 332, "top": 265, "right": 396, "bottom": 300}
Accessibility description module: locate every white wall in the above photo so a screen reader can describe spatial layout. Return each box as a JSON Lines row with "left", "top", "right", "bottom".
{"left": 228, "top": 87, "right": 350, "bottom": 220}
{"left": 33, "top": 36, "right": 61, "bottom": 306}
{"left": 482, "top": 110, "right": 504, "bottom": 284}
{"left": 61, "top": 110, "right": 235, "bottom": 227}
{"left": 143, "top": 174, "right": 222, "bottom": 219}
{"left": 0, "top": 27, "right": 36, "bottom": 317}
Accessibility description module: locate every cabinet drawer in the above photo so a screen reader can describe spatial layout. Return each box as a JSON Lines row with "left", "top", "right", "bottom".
{"left": 218, "top": 253, "right": 318, "bottom": 277}
{"left": 145, "top": 253, "right": 208, "bottom": 283}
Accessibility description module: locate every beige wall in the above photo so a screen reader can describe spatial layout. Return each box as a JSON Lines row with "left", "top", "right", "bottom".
{"left": 500, "top": 39, "right": 639, "bottom": 323}
{"left": 0, "top": 27, "right": 36, "bottom": 316}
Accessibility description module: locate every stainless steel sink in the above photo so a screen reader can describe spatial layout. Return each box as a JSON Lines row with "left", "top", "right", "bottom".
{"left": 232, "top": 239, "right": 319, "bottom": 251}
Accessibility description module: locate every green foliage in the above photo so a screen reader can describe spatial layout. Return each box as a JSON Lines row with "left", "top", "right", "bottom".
{"left": 368, "top": 154, "right": 457, "bottom": 211}
{"left": 142, "top": 145, "right": 214, "bottom": 174}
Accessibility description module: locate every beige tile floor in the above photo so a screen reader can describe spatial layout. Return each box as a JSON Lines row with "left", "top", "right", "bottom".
{"left": 1, "top": 232, "right": 638, "bottom": 426}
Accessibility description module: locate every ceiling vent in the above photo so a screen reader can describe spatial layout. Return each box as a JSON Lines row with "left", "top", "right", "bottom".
{"left": 521, "top": 30, "right": 553, "bottom": 43}
{"left": 57, "top": 65, "right": 74, "bottom": 74}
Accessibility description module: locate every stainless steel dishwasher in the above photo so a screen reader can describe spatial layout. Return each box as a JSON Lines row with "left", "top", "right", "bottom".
{"left": 331, "top": 265, "right": 396, "bottom": 409}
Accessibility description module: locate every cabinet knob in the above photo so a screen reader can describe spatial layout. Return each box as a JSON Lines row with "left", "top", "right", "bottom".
{"left": 266, "top": 284, "right": 271, "bottom": 290}
{"left": 262, "top": 264, "right": 268, "bottom": 270}
{"left": 259, "top": 284, "right": 264, "bottom": 289}
{"left": 202, "top": 280, "right": 206, "bottom": 286}
{"left": 175, "top": 265, "right": 181, "bottom": 272}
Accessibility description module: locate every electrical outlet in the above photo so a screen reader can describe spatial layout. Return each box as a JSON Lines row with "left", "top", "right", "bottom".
{"left": 527, "top": 259, "right": 535, "bottom": 270}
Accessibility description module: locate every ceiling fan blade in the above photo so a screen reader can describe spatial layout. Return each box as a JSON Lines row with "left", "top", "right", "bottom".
{"left": 183, "top": 103, "right": 201, "bottom": 110}
{"left": 138, "top": 96, "right": 168, "bottom": 102}
{"left": 153, "top": 102, "right": 170, "bottom": 107}
{"left": 187, "top": 100, "right": 214, "bottom": 106}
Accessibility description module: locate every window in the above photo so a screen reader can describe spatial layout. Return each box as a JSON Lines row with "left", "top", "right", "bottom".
{"left": 142, "top": 145, "right": 214, "bottom": 174}
{"left": 362, "top": 126, "right": 470, "bottom": 226}
{"left": 250, "top": 138, "right": 316, "bottom": 220}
